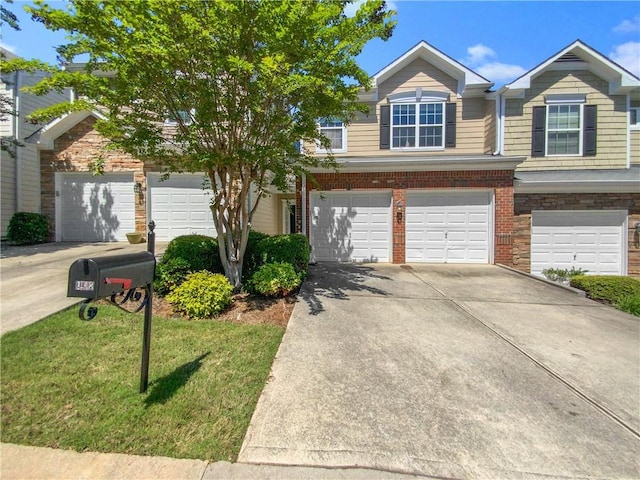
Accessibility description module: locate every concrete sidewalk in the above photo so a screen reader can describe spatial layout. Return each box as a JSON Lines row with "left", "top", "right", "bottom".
{"left": 0, "top": 444, "right": 424, "bottom": 480}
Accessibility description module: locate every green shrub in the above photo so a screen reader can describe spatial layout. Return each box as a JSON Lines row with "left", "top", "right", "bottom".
{"left": 542, "top": 267, "right": 588, "bottom": 283}
{"left": 615, "top": 294, "right": 640, "bottom": 317}
{"left": 251, "top": 263, "right": 301, "bottom": 298}
{"left": 570, "top": 275, "right": 640, "bottom": 304}
{"left": 166, "top": 271, "right": 233, "bottom": 319}
{"left": 241, "top": 230, "right": 272, "bottom": 282}
{"left": 154, "top": 257, "right": 192, "bottom": 296}
{"left": 6, "top": 212, "right": 50, "bottom": 245}
{"left": 256, "top": 234, "right": 311, "bottom": 279}
{"left": 162, "top": 234, "right": 222, "bottom": 273}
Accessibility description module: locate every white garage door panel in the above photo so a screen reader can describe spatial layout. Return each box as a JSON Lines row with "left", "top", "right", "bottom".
{"left": 531, "top": 210, "right": 626, "bottom": 276}
{"left": 310, "top": 192, "right": 391, "bottom": 262}
{"left": 148, "top": 173, "right": 216, "bottom": 241}
{"left": 405, "top": 191, "right": 491, "bottom": 264}
{"left": 59, "top": 173, "right": 135, "bottom": 242}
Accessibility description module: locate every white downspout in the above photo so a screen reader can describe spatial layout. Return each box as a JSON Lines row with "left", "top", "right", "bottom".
{"left": 301, "top": 173, "right": 307, "bottom": 237}
{"left": 626, "top": 94, "right": 631, "bottom": 169}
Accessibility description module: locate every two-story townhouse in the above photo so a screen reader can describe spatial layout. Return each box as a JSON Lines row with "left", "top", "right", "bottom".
{"left": 497, "top": 40, "right": 640, "bottom": 276}
{"left": 0, "top": 47, "right": 70, "bottom": 237}
{"left": 300, "top": 41, "right": 526, "bottom": 265}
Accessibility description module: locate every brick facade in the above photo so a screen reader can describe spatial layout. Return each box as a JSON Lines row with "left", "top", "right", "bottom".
{"left": 302, "top": 170, "right": 515, "bottom": 265}
{"left": 513, "top": 193, "right": 640, "bottom": 276}
{"left": 40, "top": 116, "right": 150, "bottom": 240}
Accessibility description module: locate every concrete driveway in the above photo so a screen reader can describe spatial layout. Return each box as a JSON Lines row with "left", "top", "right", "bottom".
{"left": 239, "top": 263, "right": 640, "bottom": 479}
{"left": 0, "top": 242, "right": 163, "bottom": 335}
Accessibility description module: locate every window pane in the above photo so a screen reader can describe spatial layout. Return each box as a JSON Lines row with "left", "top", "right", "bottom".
{"left": 392, "top": 127, "right": 415, "bottom": 147}
{"left": 393, "top": 105, "right": 415, "bottom": 126}
{"left": 319, "top": 127, "right": 343, "bottom": 150}
{"left": 419, "top": 103, "right": 443, "bottom": 125}
{"left": 548, "top": 132, "right": 579, "bottom": 155}
{"left": 319, "top": 119, "right": 342, "bottom": 128}
{"left": 419, "top": 126, "right": 443, "bottom": 147}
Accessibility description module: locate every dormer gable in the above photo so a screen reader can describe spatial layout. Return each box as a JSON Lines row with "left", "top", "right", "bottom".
{"left": 371, "top": 41, "right": 493, "bottom": 99}
{"left": 502, "top": 39, "right": 640, "bottom": 98}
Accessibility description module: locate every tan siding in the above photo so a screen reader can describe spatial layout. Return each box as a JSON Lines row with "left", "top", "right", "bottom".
{"left": 251, "top": 187, "right": 279, "bottom": 235}
{"left": 505, "top": 70, "right": 628, "bottom": 171}
{"left": 313, "top": 58, "right": 490, "bottom": 158}
{"left": 631, "top": 130, "right": 640, "bottom": 166}
{"left": 484, "top": 98, "right": 497, "bottom": 154}
{"left": 1, "top": 150, "right": 16, "bottom": 236}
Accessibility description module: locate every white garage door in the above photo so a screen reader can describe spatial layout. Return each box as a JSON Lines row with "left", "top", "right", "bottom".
{"left": 531, "top": 210, "right": 626, "bottom": 276}
{"left": 406, "top": 191, "right": 491, "bottom": 263}
{"left": 57, "top": 172, "right": 135, "bottom": 242}
{"left": 310, "top": 191, "right": 391, "bottom": 262}
{"left": 148, "top": 173, "right": 216, "bottom": 241}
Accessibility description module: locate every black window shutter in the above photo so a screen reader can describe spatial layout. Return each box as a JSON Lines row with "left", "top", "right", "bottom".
{"left": 531, "top": 106, "right": 546, "bottom": 157}
{"left": 380, "top": 105, "right": 390, "bottom": 149}
{"left": 445, "top": 103, "right": 456, "bottom": 148}
{"left": 583, "top": 105, "right": 597, "bottom": 156}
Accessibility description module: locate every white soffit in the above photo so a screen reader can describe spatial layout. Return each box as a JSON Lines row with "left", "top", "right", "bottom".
{"left": 28, "top": 110, "right": 106, "bottom": 150}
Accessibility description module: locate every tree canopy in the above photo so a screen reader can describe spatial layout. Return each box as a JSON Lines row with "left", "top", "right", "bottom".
{"left": 5, "top": 0, "right": 396, "bottom": 286}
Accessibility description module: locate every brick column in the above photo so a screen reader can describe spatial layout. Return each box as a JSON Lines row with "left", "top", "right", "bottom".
{"left": 392, "top": 188, "right": 406, "bottom": 264}
{"left": 494, "top": 184, "right": 514, "bottom": 266}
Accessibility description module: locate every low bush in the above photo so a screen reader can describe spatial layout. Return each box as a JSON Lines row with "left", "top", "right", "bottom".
{"left": 250, "top": 263, "right": 301, "bottom": 298}
{"left": 162, "top": 234, "right": 222, "bottom": 273}
{"left": 241, "top": 230, "right": 272, "bottom": 282}
{"left": 570, "top": 275, "right": 640, "bottom": 304}
{"left": 154, "top": 257, "right": 192, "bottom": 296}
{"left": 166, "top": 271, "right": 234, "bottom": 319}
{"left": 542, "top": 267, "right": 588, "bottom": 283}
{"left": 6, "top": 212, "right": 50, "bottom": 245}
{"left": 615, "top": 294, "right": 640, "bottom": 317}
{"left": 256, "top": 234, "right": 311, "bottom": 279}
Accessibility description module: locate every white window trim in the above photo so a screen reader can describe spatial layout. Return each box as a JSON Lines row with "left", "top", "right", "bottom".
{"left": 165, "top": 108, "right": 195, "bottom": 125}
{"left": 630, "top": 106, "right": 640, "bottom": 131}
{"left": 545, "top": 103, "right": 583, "bottom": 157}
{"left": 316, "top": 121, "right": 347, "bottom": 154}
{"left": 390, "top": 101, "right": 446, "bottom": 151}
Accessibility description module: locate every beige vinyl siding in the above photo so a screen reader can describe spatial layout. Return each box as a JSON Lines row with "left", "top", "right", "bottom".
{"left": 484, "top": 98, "right": 497, "bottom": 154}
{"left": 631, "top": 130, "right": 640, "bottom": 165}
{"left": 251, "top": 188, "right": 278, "bottom": 235}
{"left": 505, "top": 70, "right": 628, "bottom": 171}
{"left": 315, "top": 57, "right": 489, "bottom": 158}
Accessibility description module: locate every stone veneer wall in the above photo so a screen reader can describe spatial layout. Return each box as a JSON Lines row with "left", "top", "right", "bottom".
{"left": 301, "top": 170, "right": 515, "bottom": 265}
{"left": 40, "top": 116, "right": 150, "bottom": 240}
{"left": 513, "top": 193, "right": 640, "bottom": 276}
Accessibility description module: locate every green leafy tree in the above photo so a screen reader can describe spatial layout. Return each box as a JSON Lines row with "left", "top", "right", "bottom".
{"left": 5, "top": 0, "right": 395, "bottom": 287}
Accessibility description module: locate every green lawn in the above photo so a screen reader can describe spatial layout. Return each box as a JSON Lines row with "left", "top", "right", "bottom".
{"left": 0, "top": 305, "right": 284, "bottom": 461}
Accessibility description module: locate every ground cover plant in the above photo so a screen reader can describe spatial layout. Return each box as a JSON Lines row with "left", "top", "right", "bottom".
{"left": 0, "top": 305, "right": 284, "bottom": 461}
{"left": 570, "top": 275, "right": 640, "bottom": 317}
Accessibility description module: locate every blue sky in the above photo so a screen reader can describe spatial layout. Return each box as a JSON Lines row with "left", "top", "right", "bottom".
{"left": 2, "top": 0, "right": 639, "bottom": 87}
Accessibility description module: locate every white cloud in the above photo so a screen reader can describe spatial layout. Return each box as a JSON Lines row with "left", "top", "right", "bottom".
{"left": 613, "top": 15, "right": 640, "bottom": 34}
{"left": 0, "top": 41, "right": 17, "bottom": 54}
{"left": 610, "top": 42, "right": 640, "bottom": 77}
{"left": 344, "top": 0, "right": 397, "bottom": 18}
{"left": 465, "top": 44, "right": 496, "bottom": 65}
{"left": 476, "top": 62, "right": 527, "bottom": 83}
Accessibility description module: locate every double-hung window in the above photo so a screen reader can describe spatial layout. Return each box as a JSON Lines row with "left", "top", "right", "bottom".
{"left": 317, "top": 119, "right": 346, "bottom": 153}
{"left": 631, "top": 107, "right": 640, "bottom": 129}
{"left": 392, "top": 102, "right": 444, "bottom": 149}
{"left": 546, "top": 104, "right": 581, "bottom": 155}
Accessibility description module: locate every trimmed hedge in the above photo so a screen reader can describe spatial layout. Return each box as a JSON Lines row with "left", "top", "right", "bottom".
{"left": 161, "top": 234, "right": 222, "bottom": 274}
{"left": 255, "top": 234, "right": 311, "bottom": 279}
{"left": 241, "top": 230, "right": 272, "bottom": 282}
{"left": 166, "top": 271, "right": 234, "bottom": 319}
{"left": 570, "top": 275, "right": 640, "bottom": 304}
{"left": 251, "top": 262, "right": 301, "bottom": 297}
{"left": 6, "top": 212, "right": 50, "bottom": 245}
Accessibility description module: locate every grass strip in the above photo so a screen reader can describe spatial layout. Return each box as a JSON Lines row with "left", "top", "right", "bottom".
{"left": 1, "top": 305, "right": 284, "bottom": 461}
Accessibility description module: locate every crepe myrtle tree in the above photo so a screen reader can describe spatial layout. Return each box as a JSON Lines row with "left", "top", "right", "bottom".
{"left": 11, "top": 0, "right": 395, "bottom": 287}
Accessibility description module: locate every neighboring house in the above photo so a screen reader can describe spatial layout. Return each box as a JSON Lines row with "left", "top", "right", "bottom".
{"left": 499, "top": 40, "right": 640, "bottom": 276}
{"left": 299, "top": 40, "right": 640, "bottom": 276}
{"left": 0, "top": 47, "right": 69, "bottom": 238}
{"left": 28, "top": 111, "right": 294, "bottom": 242}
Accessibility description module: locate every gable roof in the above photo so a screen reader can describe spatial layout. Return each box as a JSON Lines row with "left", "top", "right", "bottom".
{"left": 501, "top": 39, "right": 640, "bottom": 97}
{"left": 27, "top": 110, "right": 106, "bottom": 150}
{"left": 371, "top": 40, "right": 493, "bottom": 98}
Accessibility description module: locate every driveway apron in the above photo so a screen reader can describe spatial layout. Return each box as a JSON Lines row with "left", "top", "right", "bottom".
{"left": 239, "top": 264, "right": 640, "bottom": 479}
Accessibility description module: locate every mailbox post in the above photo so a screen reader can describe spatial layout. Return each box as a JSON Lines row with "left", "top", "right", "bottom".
{"left": 68, "top": 221, "right": 157, "bottom": 393}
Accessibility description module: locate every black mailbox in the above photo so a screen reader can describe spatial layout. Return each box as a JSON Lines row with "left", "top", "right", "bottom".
{"left": 68, "top": 251, "right": 156, "bottom": 300}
